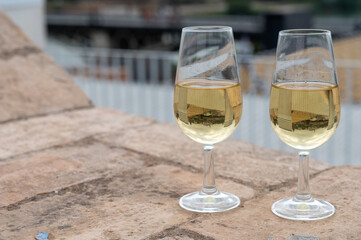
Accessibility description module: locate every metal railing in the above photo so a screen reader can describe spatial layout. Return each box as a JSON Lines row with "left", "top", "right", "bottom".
{"left": 47, "top": 46, "right": 361, "bottom": 166}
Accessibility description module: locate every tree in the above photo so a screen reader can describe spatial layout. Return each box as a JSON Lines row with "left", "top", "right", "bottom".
{"left": 226, "top": 0, "right": 253, "bottom": 15}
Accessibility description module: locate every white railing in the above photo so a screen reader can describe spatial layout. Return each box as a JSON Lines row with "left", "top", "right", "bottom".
{"left": 47, "top": 47, "right": 361, "bottom": 166}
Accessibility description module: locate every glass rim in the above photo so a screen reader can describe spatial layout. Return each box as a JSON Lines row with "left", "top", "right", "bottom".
{"left": 279, "top": 29, "right": 331, "bottom": 36}
{"left": 182, "top": 26, "right": 232, "bottom": 32}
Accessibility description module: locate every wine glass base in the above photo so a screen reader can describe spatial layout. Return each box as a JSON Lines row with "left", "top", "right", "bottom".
{"left": 271, "top": 197, "right": 335, "bottom": 220}
{"left": 179, "top": 191, "right": 240, "bottom": 213}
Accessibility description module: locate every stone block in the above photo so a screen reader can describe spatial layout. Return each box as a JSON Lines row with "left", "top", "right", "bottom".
{"left": 0, "top": 12, "right": 91, "bottom": 122}
{"left": 0, "top": 108, "right": 155, "bottom": 159}
{"left": 0, "top": 11, "right": 35, "bottom": 54}
{"left": 0, "top": 140, "right": 144, "bottom": 207}
{"left": 0, "top": 164, "right": 253, "bottom": 239}
{"left": 96, "top": 123, "right": 331, "bottom": 189}
{"left": 181, "top": 166, "right": 361, "bottom": 239}
{"left": 0, "top": 54, "right": 91, "bottom": 122}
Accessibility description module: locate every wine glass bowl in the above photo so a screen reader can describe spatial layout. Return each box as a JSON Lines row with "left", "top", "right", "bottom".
{"left": 173, "top": 26, "right": 242, "bottom": 212}
{"left": 174, "top": 79, "right": 242, "bottom": 145}
{"left": 269, "top": 29, "right": 340, "bottom": 220}
{"left": 269, "top": 82, "right": 340, "bottom": 150}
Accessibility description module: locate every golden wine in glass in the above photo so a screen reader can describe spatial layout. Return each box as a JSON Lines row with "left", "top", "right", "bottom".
{"left": 174, "top": 26, "right": 242, "bottom": 213}
{"left": 269, "top": 29, "right": 340, "bottom": 220}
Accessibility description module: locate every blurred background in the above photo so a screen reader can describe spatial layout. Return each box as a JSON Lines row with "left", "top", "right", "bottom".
{"left": 1, "top": 0, "right": 361, "bottom": 165}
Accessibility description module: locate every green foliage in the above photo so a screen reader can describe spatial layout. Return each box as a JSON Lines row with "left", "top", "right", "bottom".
{"left": 263, "top": 0, "right": 361, "bottom": 15}
{"left": 47, "top": 0, "right": 80, "bottom": 3}
{"left": 314, "top": 0, "right": 361, "bottom": 15}
{"left": 226, "top": 0, "right": 254, "bottom": 15}
{"left": 225, "top": 0, "right": 361, "bottom": 15}
{"left": 172, "top": 0, "right": 194, "bottom": 3}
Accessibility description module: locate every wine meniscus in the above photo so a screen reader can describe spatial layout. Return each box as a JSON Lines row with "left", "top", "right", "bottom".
{"left": 174, "top": 79, "right": 242, "bottom": 145}
{"left": 269, "top": 81, "right": 340, "bottom": 150}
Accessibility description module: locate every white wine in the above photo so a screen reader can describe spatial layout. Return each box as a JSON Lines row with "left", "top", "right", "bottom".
{"left": 270, "top": 81, "right": 340, "bottom": 150}
{"left": 174, "top": 79, "right": 242, "bottom": 145}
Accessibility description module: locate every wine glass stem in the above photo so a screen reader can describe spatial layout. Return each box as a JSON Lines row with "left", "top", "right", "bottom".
{"left": 295, "top": 151, "right": 311, "bottom": 201}
{"left": 202, "top": 145, "right": 217, "bottom": 194}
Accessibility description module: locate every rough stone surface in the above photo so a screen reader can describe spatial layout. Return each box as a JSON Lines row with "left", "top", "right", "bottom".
{"left": 0, "top": 110, "right": 360, "bottom": 240}
{"left": 0, "top": 140, "right": 144, "bottom": 207}
{"left": 181, "top": 166, "right": 361, "bottom": 240}
{"left": 0, "top": 162, "right": 252, "bottom": 239}
{"left": 96, "top": 123, "right": 331, "bottom": 189}
{"left": 0, "top": 12, "right": 91, "bottom": 122}
{"left": 0, "top": 11, "right": 35, "bottom": 54}
{"left": 0, "top": 108, "right": 155, "bottom": 159}
{"left": 0, "top": 191, "right": 190, "bottom": 240}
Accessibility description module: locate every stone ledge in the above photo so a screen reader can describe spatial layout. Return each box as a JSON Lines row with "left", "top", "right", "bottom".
{"left": 96, "top": 123, "right": 331, "bottom": 190}
{"left": 181, "top": 166, "right": 361, "bottom": 239}
{"left": 0, "top": 11, "right": 36, "bottom": 54}
{"left": 1, "top": 108, "right": 359, "bottom": 240}
{"left": 0, "top": 11, "right": 91, "bottom": 122}
{"left": 0, "top": 139, "right": 144, "bottom": 207}
{"left": 0, "top": 108, "right": 155, "bottom": 160}
{"left": 0, "top": 159, "right": 254, "bottom": 239}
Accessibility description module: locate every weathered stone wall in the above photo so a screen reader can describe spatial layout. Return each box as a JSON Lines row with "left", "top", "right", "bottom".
{"left": 1, "top": 116, "right": 360, "bottom": 239}
{"left": 0, "top": 11, "right": 91, "bottom": 123}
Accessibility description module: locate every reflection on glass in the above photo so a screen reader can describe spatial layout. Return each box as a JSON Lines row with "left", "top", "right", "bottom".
{"left": 270, "top": 29, "right": 340, "bottom": 220}
{"left": 174, "top": 26, "right": 242, "bottom": 213}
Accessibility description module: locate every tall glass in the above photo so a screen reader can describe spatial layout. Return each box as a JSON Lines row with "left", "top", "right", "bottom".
{"left": 174, "top": 26, "right": 242, "bottom": 212}
{"left": 269, "top": 29, "right": 340, "bottom": 220}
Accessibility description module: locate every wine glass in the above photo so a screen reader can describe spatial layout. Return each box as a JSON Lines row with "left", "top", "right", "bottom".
{"left": 269, "top": 29, "right": 340, "bottom": 220}
{"left": 173, "top": 26, "right": 242, "bottom": 212}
